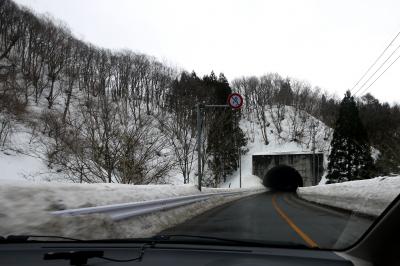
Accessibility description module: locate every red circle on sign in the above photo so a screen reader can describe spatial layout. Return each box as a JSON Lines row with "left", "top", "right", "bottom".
{"left": 227, "top": 93, "right": 244, "bottom": 109}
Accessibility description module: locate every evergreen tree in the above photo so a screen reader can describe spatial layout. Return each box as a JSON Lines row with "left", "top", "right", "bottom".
{"left": 358, "top": 94, "right": 400, "bottom": 175}
{"left": 327, "top": 91, "right": 373, "bottom": 183}
{"left": 167, "top": 71, "right": 247, "bottom": 187}
{"left": 204, "top": 72, "right": 247, "bottom": 186}
{"left": 276, "top": 78, "right": 293, "bottom": 105}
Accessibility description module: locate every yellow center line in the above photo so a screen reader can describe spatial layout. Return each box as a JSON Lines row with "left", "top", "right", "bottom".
{"left": 272, "top": 194, "right": 319, "bottom": 248}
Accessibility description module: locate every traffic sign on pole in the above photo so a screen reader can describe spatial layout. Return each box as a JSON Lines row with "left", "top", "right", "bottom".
{"left": 196, "top": 95, "right": 243, "bottom": 190}
{"left": 227, "top": 93, "right": 243, "bottom": 109}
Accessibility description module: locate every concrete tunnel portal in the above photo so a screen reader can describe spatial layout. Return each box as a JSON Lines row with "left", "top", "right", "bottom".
{"left": 263, "top": 165, "right": 303, "bottom": 192}
{"left": 252, "top": 152, "right": 324, "bottom": 189}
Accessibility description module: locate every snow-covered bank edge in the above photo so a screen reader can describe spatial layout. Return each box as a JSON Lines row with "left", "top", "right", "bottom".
{"left": 0, "top": 182, "right": 266, "bottom": 239}
{"left": 297, "top": 176, "right": 400, "bottom": 217}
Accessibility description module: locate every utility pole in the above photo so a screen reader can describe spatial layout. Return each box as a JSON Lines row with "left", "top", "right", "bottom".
{"left": 196, "top": 103, "right": 203, "bottom": 191}
{"left": 311, "top": 121, "right": 316, "bottom": 185}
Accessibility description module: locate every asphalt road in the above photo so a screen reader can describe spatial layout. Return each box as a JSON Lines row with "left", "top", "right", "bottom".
{"left": 161, "top": 191, "right": 374, "bottom": 249}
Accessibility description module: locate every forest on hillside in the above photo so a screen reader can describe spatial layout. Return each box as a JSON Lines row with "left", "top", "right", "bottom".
{"left": 1, "top": 0, "right": 399, "bottom": 186}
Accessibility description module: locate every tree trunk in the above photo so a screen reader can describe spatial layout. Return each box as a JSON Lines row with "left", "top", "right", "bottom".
{"left": 47, "top": 77, "right": 55, "bottom": 109}
{"left": 62, "top": 80, "right": 74, "bottom": 124}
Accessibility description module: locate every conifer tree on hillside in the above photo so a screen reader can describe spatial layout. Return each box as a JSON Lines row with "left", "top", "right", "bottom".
{"left": 166, "top": 71, "right": 246, "bottom": 187}
{"left": 327, "top": 91, "right": 373, "bottom": 183}
{"left": 204, "top": 72, "right": 247, "bottom": 186}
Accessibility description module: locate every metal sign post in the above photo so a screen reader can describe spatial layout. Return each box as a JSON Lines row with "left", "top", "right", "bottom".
{"left": 236, "top": 112, "right": 242, "bottom": 188}
{"left": 196, "top": 103, "right": 203, "bottom": 191}
{"left": 196, "top": 93, "right": 244, "bottom": 191}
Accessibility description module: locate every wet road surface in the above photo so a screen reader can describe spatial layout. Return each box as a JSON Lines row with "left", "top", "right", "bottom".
{"left": 161, "top": 191, "right": 374, "bottom": 249}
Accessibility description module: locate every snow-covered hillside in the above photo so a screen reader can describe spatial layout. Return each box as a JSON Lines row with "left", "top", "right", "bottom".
{"left": 222, "top": 106, "right": 332, "bottom": 188}
{"left": 0, "top": 105, "right": 178, "bottom": 184}
{"left": 0, "top": 116, "right": 62, "bottom": 182}
{"left": 0, "top": 102, "right": 332, "bottom": 188}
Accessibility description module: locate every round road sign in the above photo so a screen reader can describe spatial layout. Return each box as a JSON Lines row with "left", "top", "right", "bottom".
{"left": 227, "top": 93, "right": 244, "bottom": 109}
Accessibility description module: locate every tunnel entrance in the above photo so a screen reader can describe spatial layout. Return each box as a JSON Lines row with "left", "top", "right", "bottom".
{"left": 263, "top": 165, "right": 303, "bottom": 192}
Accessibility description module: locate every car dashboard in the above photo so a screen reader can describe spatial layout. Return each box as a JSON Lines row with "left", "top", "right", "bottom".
{"left": 0, "top": 242, "right": 354, "bottom": 266}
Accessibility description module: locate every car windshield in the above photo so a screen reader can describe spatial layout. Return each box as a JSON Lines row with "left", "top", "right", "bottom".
{"left": 1, "top": 0, "right": 399, "bottom": 250}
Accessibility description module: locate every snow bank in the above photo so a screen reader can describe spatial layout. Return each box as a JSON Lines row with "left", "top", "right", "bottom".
{"left": 297, "top": 176, "right": 400, "bottom": 217}
{"left": 220, "top": 174, "right": 264, "bottom": 188}
{"left": 0, "top": 181, "right": 264, "bottom": 239}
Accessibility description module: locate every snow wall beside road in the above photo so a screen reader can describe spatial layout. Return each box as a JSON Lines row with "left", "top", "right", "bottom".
{"left": 297, "top": 176, "right": 400, "bottom": 217}
{"left": 0, "top": 182, "right": 265, "bottom": 239}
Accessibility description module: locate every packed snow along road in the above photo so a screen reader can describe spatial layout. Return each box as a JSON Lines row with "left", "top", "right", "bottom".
{"left": 0, "top": 181, "right": 264, "bottom": 239}
{"left": 297, "top": 175, "right": 400, "bottom": 217}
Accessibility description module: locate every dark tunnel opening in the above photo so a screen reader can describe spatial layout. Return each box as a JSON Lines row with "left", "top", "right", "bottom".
{"left": 263, "top": 165, "right": 303, "bottom": 192}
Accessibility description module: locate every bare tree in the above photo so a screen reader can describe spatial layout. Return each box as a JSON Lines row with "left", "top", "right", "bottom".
{"left": 42, "top": 19, "right": 70, "bottom": 108}
{"left": 0, "top": 114, "right": 13, "bottom": 148}
{"left": 62, "top": 38, "right": 83, "bottom": 123}
{"left": 158, "top": 110, "right": 196, "bottom": 184}
{"left": 254, "top": 75, "right": 274, "bottom": 145}
{"left": 0, "top": 0, "right": 24, "bottom": 61}
{"left": 268, "top": 75, "right": 287, "bottom": 138}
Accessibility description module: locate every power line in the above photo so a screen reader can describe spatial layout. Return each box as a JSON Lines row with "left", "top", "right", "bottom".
{"left": 357, "top": 52, "right": 400, "bottom": 96}
{"left": 350, "top": 30, "right": 400, "bottom": 93}
{"left": 353, "top": 41, "right": 400, "bottom": 95}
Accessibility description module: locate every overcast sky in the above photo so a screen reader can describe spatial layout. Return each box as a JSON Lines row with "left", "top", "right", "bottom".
{"left": 14, "top": 0, "right": 400, "bottom": 104}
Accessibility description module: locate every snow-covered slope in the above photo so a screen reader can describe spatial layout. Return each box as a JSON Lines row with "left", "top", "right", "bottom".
{"left": 298, "top": 176, "right": 400, "bottom": 217}
{"left": 0, "top": 118, "right": 62, "bottom": 182}
{"left": 0, "top": 103, "right": 331, "bottom": 187}
{"left": 222, "top": 106, "right": 331, "bottom": 188}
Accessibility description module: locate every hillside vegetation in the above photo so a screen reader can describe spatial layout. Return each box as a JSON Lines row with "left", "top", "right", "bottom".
{"left": 1, "top": 0, "right": 399, "bottom": 186}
